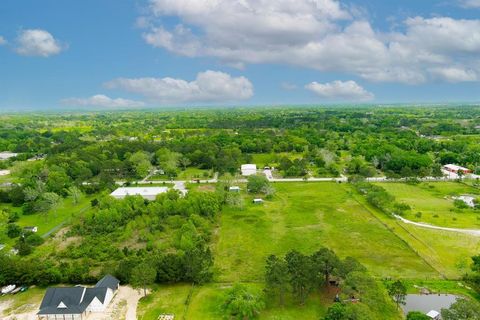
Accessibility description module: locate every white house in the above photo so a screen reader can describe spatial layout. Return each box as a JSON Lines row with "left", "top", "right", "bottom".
{"left": 0, "top": 152, "right": 18, "bottom": 160}
{"left": 0, "top": 170, "right": 10, "bottom": 176}
{"left": 110, "top": 187, "right": 169, "bottom": 200}
{"left": 241, "top": 164, "right": 257, "bottom": 176}
{"left": 37, "top": 275, "right": 120, "bottom": 319}
{"left": 229, "top": 186, "right": 240, "bottom": 192}
{"left": 253, "top": 198, "right": 264, "bottom": 204}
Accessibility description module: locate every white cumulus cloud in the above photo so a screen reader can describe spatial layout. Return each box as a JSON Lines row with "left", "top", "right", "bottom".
{"left": 429, "top": 67, "right": 477, "bottom": 82}
{"left": 105, "top": 70, "right": 253, "bottom": 104}
{"left": 0, "top": 36, "right": 7, "bottom": 46}
{"left": 305, "top": 80, "right": 374, "bottom": 101}
{"left": 15, "top": 29, "right": 64, "bottom": 57}
{"left": 141, "top": 0, "right": 480, "bottom": 84}
{"left": 61, "top": 95, "right": 145, "bottom": 108}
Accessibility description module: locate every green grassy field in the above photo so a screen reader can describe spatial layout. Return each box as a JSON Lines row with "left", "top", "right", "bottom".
{"left": 0, "top": 172, "right": 12, "bottom": 183}
{"left": 149, "top": 167, "right": 213, "bottom": 181}
{"left": 139, "top": 182, "right": 425, "bottom": 319}
{"left": 0, "top": 196, "right": 91, "bottom": 248}
{"left": 250, "top": 153, "right": 303, "bottom": 168}
{"left": 138, "top": 283, "right": 332, "bottom": 320}
{"left": 352, "top": 189, "right": 480, "bottom": 279}
{"left": 177, "top": 167, "right": 213, "bottom": 180}
{"left": 6, "top": 181, "right": 480, "bottom": 319}
{"left": 215, "top": 182, "right": 437, "bottom": 282}
{"left": 378, "top": 182, "right": 480, "bottom": 228}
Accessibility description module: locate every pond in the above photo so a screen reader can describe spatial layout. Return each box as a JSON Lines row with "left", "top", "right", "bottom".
{"left": 401, "top": 294, "right": 459, "bottom": 315}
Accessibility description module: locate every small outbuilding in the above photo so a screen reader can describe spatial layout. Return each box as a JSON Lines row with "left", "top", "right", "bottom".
{"left": 110, "top": 187, "right": 168, "bottom": 200}
{"left": 229, "top": 186, "right": 240, "bottom": 192}
{"left": 241, "top": 164, "right": 257, "bottom": 176}
{"left": 23, "top": 226, "right": 38, "bottom": 233}
{"left": 0, "top": 170, "right": 10, "bottom": 176}
{"left": 252, "top": 198, "right": 264, "bottom": 204}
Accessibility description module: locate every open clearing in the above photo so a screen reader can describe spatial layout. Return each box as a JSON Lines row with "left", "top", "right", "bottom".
{"left": 139, "top": 182, "right": 451, "bottom": 319}
{"left": 0, "top": 197, "right": 91, "bottom": 251}
{"left": 354, "top": 190, "right": 480, "bottom": 279}
{"left": 216, "top": 182, "right": 437, "bottom": 282}
{"left": 378, "top": 182, "right": 480, "bottom": 228}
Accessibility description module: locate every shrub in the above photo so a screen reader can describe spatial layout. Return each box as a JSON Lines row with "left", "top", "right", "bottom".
{"left": 7, "top": 223, "right": 22, "bottom": 238}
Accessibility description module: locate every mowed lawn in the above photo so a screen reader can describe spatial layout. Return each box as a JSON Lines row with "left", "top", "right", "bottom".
{"left": 0, "top": 197, "right": 92, "bottom": 248}
{"left": 214, "top": 182, "right": 438, "bottom": 282}
{"left": 378, "top": 182, "right": 480, "bottom": 228}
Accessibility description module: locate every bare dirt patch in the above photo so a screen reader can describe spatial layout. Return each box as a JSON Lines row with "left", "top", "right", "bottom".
{"left": 88, "top": 285, "right": 144, "bottom": 320}
{"left": 196, "top": 184, "right": 216, "bottom": 192}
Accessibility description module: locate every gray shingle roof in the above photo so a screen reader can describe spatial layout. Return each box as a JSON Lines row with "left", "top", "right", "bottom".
{"left": 95, "top": 274, "right": 120, "bottom": 291}
{"left": 38, "top": 287, "right": 86, "bottom": 315}
{"left": 37, "top": 275, "right": 119, "bottom": 315}
{"left": 81, "top": 287, "right": 108, "bottom": 306}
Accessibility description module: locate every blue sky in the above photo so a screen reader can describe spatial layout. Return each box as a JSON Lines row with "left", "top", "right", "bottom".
{"left": 1, "top": 0, "right": 480, "bottom": 110}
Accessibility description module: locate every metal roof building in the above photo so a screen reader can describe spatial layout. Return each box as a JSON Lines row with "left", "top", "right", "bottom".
{"left": 110, "top": 187, "right": 169, "bottom": 200}
{"left": 241, "top": 164, "right": 257, "bottom": 176}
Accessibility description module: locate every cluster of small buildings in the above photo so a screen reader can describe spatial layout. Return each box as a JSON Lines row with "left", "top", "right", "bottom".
{"left": 37, "top": 275, "right": 120, "bottom": 320}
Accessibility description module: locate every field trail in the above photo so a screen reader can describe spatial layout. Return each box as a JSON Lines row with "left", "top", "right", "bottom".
{"left": 395, "top": 214, "right": 480, "bottom": 236}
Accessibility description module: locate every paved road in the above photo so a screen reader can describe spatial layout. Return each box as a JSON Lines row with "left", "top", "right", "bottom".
{"left": 173, "top": 180, "right": 188, "bottom": 196}
{"left": 366, "top": 170, "right": 480, "bottom": 182}
{"left": 114, "top": 168, "right": 480, "bottom": 189}
{"left": 394, "top": 214, "right": 480, "bottom": 236}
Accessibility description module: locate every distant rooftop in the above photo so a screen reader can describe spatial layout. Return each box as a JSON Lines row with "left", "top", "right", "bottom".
{"left": 110, "top": 187, "right": 169, "bottom": 200}
{"left": 241, "top": 164, "right": 257, "bottom": 176}
{"left": 443, "top": 164, "right": 469, "bottom": 171}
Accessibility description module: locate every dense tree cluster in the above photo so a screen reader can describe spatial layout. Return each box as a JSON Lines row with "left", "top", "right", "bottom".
{"left": 264, "top": 248, "right": 396, "bottom": 319}
{"left": 3, "top": 106, "right": 480, "bottom": 187}
{"left": 354, "top": 182, "right": 411, "bottom": 216}
{"left": 0, "top": 189, "right": 221, "bottom": 287}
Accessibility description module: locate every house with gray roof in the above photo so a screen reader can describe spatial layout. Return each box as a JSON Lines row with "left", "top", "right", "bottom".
{"left": 37, "top": 275, "right": 119, "bottom": 319}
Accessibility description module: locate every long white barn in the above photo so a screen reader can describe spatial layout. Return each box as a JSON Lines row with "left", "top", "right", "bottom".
{"left": 110, "top": 186, "right": 169, "bottom": 200}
